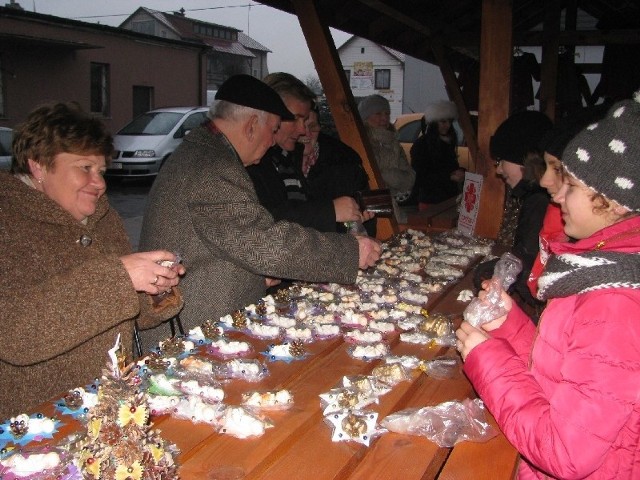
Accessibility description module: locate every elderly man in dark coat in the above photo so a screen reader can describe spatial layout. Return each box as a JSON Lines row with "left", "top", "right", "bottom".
{"left": 139, "top": 75, "right": 381, "bottom": 347}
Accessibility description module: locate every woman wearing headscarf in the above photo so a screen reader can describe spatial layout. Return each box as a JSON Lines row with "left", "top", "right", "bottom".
{"left": 358, "top": 94, "right": 415, "bottom": 204}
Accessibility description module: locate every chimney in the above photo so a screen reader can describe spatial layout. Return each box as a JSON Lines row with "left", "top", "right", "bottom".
{"left": 5, "top": 0, "right": 24, "bottom": 10}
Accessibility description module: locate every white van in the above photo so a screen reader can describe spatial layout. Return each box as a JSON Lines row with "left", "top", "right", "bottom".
{"left": 108, "top": 106, "right": 208, "bottom": 178}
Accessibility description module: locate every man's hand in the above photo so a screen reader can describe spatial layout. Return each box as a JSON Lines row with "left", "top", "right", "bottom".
{"left": 333, "top": 196, "right": 363, "bottom": 223}
{"left": 265, "top": 277, "right": 282, "bottom": 288}
{"left": 356, "top": 236, "right": 381, "bottom": 269}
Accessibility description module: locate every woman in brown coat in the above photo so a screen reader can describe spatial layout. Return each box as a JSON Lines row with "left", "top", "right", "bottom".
{"left": 0, "top": 103, "right": 185, "bottom": 419}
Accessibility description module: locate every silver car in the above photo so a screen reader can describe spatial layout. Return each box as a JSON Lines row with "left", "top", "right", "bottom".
{"left": 108, "top": 106, "right": 209, "bottom": 178}
{"left": 0, "top": 127, "right": 12, "bottom": 171}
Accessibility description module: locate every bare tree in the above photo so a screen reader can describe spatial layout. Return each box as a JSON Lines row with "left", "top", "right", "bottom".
{"left": 304, "top": 75, "right": 323, "bottom": 96}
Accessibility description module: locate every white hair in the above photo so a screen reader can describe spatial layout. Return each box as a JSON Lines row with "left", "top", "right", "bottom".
{"left": 209, "top": 100, "right": 268, "bottom": 124}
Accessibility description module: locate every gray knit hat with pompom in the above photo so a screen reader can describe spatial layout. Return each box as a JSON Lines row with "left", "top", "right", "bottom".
{"left": 562, "top": 91, "right": 640, "bottom": 212}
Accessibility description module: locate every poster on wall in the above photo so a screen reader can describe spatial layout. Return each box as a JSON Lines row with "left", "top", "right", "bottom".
{"left": 351, "top": 61, "right": 373, "bottom": 89}
{"left": 457, "top": 172, "right": 484, "bottom": 235}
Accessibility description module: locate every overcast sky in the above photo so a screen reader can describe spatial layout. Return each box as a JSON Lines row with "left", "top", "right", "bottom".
{"left": 30, "top": 0, "right": 351, "bottom": 81}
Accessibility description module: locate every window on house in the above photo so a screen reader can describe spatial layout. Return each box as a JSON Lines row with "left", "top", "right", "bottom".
{"left": 132, "top": 20, "right": 154, "bottom": 35}
{"left": 374, "top": 69, "right": 390, "bottom": 89}
{"left": 344, "top": 69, "right": 351, "bottom": 83}
{"left": 90, "top": 63, "right": 110, "bottom": 116}
{"left": 361, "top": 47, "right": 365, "bottom": 54}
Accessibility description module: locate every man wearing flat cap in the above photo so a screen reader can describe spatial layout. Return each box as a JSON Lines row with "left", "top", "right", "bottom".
{"left": 247, "top": 72, "right": 368, "bottom": 233}
{"left": 139, "top": 74, "right": 381, "bottom": 345}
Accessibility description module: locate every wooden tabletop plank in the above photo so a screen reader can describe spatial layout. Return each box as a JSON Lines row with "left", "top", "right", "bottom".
{"left": 16, "top": 241, "right": 518, "bottom": 480}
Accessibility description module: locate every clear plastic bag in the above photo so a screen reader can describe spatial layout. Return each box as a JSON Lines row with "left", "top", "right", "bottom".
{"left": 380, "top": 398, "right": 497, "bottom": 447}
{"left": 242, "top": 389, "right": 294, "bottom": 411}
{"left": 419, "top": 356, "right": 460, "bottom": 379}
{"left": 464, "top": 252, "right": 522, "bottom": 327}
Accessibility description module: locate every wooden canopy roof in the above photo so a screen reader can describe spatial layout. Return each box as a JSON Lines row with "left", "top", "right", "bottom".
{"left": 257, "top": 0, "right": 640, "bottom": 239}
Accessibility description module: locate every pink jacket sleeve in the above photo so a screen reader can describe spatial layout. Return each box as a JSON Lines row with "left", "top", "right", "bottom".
{"left": 489, "top": 301, "right": 537, "bottom": 363}
{"left": 463, "top": 291, "right": 639, "bottom": 479}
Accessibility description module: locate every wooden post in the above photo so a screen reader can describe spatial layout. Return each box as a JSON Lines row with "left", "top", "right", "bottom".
{"left": 291, "top": 0, "right": 398, "bottom": 239}
{"left": 539, "top": 0, "right": 561, "bottom": 120}
{"left": 432, "top": 43, "right": 478, "bottom": 172}
{"left": 474, "top": 0, "right": 512, "bottom": 238}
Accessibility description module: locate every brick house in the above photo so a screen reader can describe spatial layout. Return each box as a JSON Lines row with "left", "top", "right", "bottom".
{"left": 0, "top": 6, "right": 207, "bottom": 132}
{"left": 119, "top": 7, "right": 271, "bottom": 92}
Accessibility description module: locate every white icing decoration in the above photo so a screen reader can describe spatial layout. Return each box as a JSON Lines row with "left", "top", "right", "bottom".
{"left": 219, "top": 407, "right": 266, "bottom": 438}
{"left": 1, "top": 452, "right": 60, "bottom": 476}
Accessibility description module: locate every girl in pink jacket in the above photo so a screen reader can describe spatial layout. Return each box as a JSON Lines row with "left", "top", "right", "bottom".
{"left": 457, "top": 93, "right": 640, "bottom": 479}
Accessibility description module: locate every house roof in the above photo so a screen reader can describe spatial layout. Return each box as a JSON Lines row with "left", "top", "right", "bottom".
{"left": 238, "top": 32, "right": 271, "bottom": 52}
{"left": 0, "top": 6, "right": 204, "bottom": 50}
{"left": 207, "top": 39, "right": 255, "bottom": 58}
{"left": 337, "top": 35, "right": 405, "bottom": 63}
{"left": 258, "top": 0, "right": 640, "bottom": 70}
{"left": 134, "top": 7, "right": 181, "bottom": 37}
{"left": 129, "top": 7, "right": 258, "bottom": 58}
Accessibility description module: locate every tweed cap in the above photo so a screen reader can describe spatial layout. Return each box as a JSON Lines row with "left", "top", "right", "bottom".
{"left": 562, "top": 92, "right": 640, "bottom": 211}
{"left": 490, "top": 111, "right": 552, "bottom": 165}
{"left": 215, "top": 74, "right": 294, "bottom": 120}
{"left": 358, "top": 94, "right": 390, "bottom": 121}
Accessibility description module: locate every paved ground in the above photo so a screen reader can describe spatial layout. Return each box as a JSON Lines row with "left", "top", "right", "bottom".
{"left": 106, "top": 177, "right": 153, "bottom": 251}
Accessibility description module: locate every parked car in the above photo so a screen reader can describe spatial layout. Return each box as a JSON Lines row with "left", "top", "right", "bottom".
{"left": 393, "top": 113, "right": 471, "bottom": 170}
{"left": 108, "top": 106, "right": 209, "bottom": 178}
{"left": 393, "top": 113, "right": 426, "bottom": 160}
{"left": 0, "top": 127, "right": 13, "bottom": 171}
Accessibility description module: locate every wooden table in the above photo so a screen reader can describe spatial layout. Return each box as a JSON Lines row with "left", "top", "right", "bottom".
{"left": 148, "top": 268, "right": 518, "bottom": 480}
{"left": 23, "top": 253, "right": 517, "bottom": 480}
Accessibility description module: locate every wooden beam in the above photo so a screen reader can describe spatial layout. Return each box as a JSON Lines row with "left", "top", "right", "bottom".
{"left": 565, "top": 0, "right": 578, "bottom": 57}
{"left": 431, "top": 42, "right": 478, "bottom": 172}
{"left": 439, "top": 29, "right": 640, "bottom": 48}
{"left": 291, "top": 0, "right": 398, "bottom": 239}
{"left": 474, "top": 0, "right": 512, "bottom": 239}
{"left": 538, "top": 0, "right": 561, "bottom": 120}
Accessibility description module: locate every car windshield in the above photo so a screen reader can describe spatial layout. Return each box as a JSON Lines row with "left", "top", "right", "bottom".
{"left": 118, "top": 112, "right": 184, "bottom": 135}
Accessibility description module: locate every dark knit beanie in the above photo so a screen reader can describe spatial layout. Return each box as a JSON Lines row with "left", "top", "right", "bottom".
{"left": 490, "top": 111, "right": 552, "bottom": 165}
{"left": 562, "top": 92, "right": 640, "bottom": 212}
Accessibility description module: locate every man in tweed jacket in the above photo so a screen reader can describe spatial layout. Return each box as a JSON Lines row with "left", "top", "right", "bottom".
{"left": 139, "top": 75, "right": 381, "bottom": 346}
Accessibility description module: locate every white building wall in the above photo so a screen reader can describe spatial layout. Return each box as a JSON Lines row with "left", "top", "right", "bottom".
{"left": 339, "top": 37, "right": 404, "bottom": 121}
{"left": 403, "top": 55, "right": 449, "bottom": 114}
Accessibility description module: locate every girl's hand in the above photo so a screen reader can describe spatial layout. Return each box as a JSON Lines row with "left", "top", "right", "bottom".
{"left": 477, "top": 280, "right": 513, "bottom": 331}
{"left": 455, "top": 321, "right": 491, "bottom": 361}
